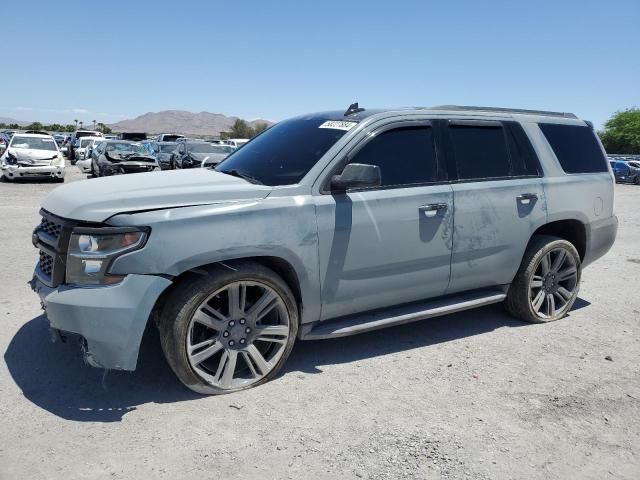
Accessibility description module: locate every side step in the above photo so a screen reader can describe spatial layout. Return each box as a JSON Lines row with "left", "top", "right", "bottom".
{"left": 302, "top": 290, "right": 507, "bottom": 340}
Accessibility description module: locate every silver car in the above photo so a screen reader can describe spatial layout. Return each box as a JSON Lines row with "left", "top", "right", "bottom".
{"left": 31, "top": 105, "right": 617, "bottom": 394}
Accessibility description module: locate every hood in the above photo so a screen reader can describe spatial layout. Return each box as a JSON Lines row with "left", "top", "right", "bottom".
{"left": 7, "top": 148, "right": 58, "bottom": 164}
{"left": 41, "top": 168, "right": 273, "bottom": 222}
{"left": 106, "top": 151, "right": 156, "bottom": 162}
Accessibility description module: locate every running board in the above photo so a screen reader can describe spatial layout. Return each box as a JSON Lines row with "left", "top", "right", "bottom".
{"left": 302, "top": 290, "right": 507, "bottom": 340}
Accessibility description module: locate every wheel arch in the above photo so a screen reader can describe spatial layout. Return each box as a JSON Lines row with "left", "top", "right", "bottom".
{"left": 151, "top": 255, "right": 306, "bottom": 331}
{"left": 530, "top": 219, "right": 587, "bottom": 261}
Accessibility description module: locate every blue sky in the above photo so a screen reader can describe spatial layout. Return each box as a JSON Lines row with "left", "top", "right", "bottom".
{"left": 1, "top": 0, "right": 638, "bottom": 128}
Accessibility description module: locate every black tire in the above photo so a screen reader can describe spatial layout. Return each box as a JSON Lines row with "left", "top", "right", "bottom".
{"left": 634, "top": 176, "right": 640, "bottom": 185}
{"left": 505, "top": 235, "right": 581, "bottom": 323}
{"left": 157, "top": 261, "right": 299, "bottom": 395}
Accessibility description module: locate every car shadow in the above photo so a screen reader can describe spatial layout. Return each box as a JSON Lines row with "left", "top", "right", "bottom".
{"left": 4, "top": 299, "right": 590, "bottom": 423}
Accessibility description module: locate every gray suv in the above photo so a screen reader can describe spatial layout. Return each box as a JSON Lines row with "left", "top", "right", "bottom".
{"left": 31, "top": 105, "right": 618, "bottom": 394}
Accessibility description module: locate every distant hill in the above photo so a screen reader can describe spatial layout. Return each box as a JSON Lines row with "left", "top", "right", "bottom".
{"left": 108, "top": 110, "right": 273, "bottom": 136}
{"left": 0, "top": 117, "right": 29, "bottom": 126}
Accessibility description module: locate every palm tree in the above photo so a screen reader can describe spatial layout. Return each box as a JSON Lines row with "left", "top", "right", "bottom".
{"left": 79, "top": 121, "right": 83, "bottom": 129}
{"left": 73, "top": 119, "right": 78, "bottom": 130}
{"left": 92, "top": 120, "right": 96, "bottom": 130}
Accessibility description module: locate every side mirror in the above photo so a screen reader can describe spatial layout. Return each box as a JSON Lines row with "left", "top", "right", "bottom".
{"left": 331, "top": 163, "right": 381, "bottom": 191}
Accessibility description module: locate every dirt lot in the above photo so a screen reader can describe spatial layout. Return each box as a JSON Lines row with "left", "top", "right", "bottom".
{"left": 0, "top": 164, "right": 638, "bottom": 480}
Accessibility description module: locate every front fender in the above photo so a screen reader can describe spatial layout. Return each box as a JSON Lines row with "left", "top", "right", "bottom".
{"left": 107, "top": 197, "right": 322, "bottom": 324}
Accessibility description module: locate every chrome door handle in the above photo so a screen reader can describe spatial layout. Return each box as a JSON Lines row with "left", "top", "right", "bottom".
{"left": 517, "top": 193, "right": 538, "bottom": 204}
{"left": 419, "top": 203, "right": 448, "bottom": 217}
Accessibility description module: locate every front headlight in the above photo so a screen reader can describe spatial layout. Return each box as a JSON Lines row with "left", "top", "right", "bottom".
{"left": 66, "top": 227, "right": 149, "bottom": 285}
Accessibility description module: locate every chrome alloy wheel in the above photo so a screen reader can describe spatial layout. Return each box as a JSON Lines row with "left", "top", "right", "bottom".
{"left": 529, "top": 247, "right": 579, "bottom": 319}
{"left": 186, "top": 281, "right": 291, "bottom": 390}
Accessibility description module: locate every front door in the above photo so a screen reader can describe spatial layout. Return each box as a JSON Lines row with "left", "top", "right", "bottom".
{"left": 314, "top": 122, "right": 454, "bottom": 321}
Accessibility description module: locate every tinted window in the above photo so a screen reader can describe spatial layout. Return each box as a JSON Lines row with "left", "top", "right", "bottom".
{"left": 505, "top": 122, "right": 541, "bottom": 176}
{"left": 450, "top": 125, "right": 510, "bottom": 180}
{"left": 539, "top": 123, "right": 607, "bottom": 173}
{"left": 348, "top": 126, "right": 437, "bottom": 187}
{"left": 217, "top": 118, "right": 349, "bottom": 186}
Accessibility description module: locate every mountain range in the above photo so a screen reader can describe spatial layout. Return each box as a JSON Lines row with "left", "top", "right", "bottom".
{"left": 108, "top": 110, "right": 273, "bottom": 136}
{"left": 0, "top": 117, "right": 29, "bottom": 126}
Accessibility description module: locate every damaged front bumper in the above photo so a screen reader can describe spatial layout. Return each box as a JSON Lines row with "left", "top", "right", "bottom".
{"left": 31, "top": 273, "right": 172, "bottom": 370}
{"left": 2, "top": 164, "right": 65, "bottom": 180}
{"left": 101, "top": 160, "right": 158, "bottom": 175}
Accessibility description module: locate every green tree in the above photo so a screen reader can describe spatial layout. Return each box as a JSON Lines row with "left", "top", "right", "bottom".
{"left": 252, "top": 122, "right": 269, "bottom": 137}
{"left": 229, "top": 119, "right": 254, "bottom": 139}
{"left": 26, "top": 122, "right": 44, "bottom": 131}
{"left": 598, "top": 108, "right": 640, "bottom": 154}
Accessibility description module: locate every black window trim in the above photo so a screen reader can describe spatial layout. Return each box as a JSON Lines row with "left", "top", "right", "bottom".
{"left": 320, "top": 119, "right": 448, "bottom": 194}
{"left": 444, "top": 119, "right": 543, "bottom": 184}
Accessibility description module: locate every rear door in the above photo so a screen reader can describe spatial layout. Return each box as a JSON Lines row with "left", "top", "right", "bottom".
{"left": 444, "top": 120, "right": 547, "bottom": 294}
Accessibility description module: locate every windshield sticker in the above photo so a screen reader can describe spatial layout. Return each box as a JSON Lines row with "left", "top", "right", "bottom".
{"left": 319, "top": 120, "right": 358, "bottom": 131}
{"left": 42, "top": 139, "right": 54, "bottom": 142}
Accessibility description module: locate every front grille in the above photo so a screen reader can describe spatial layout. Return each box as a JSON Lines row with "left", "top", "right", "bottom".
{"left": 39, "top": 250, "right": 54, "bottom": 277}
{"left": 34, "top": 210, "right": 76, "bottom": 287}
{"left": 38, "top": 216, "right": 62, "bottom": 240}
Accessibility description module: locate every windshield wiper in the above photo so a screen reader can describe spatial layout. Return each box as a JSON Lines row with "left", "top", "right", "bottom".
{"left": 221, "top": 169, "right": 263, "bottom": 185}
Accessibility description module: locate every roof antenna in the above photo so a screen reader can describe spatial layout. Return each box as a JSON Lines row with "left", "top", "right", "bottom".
{"left": 344, "top": 102, "right": 365, "bottom": 116}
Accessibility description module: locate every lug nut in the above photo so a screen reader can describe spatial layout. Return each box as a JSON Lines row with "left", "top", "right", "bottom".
{"left": 229, "top": 340, "right": 235, "bottom": 346}
{"left": 245, "top": 327, "right": 251, "bottom": 334}
{"left": 239, "top": 319, "right": 246, "bottom": 325}
{"left": 223, "top": 331, "right": 230, "bottom": 337}
{"left": 240, "top": 338, "right": 246, "bottom": 345}
{"left": 229, "top": 320, "right": 235, "bottom": 327}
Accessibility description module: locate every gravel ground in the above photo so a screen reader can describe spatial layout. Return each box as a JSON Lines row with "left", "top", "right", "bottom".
{"left": 0, "top": 164, "right": 639, "bottom": 479}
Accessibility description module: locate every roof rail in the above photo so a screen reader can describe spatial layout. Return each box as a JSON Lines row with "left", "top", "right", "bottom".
{"left": 430, "top": 105, "right": 578, "bottom": 119}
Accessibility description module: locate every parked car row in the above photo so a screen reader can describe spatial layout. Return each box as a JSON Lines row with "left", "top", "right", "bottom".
{"left": 609, "top": 157, "right": 640, "bottom": 185}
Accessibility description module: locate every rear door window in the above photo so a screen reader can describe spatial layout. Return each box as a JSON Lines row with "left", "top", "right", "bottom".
{"left": 449, "top": 124, "right": 511, "bottom": 180}
{"left": 538, "top": 123, "right": 607, "bottom": 173}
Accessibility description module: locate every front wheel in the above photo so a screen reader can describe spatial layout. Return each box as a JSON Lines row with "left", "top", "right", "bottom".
{"left": 506, "top": 235, "right": 581, "bottom": 323}
{"left": 634, "top": 176, "right": 640, "bottom": 185}
{"left": 158, "top": 262, "right": 298, "bottom": 394}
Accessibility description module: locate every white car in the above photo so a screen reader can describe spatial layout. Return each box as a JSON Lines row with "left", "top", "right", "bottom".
{"left": 0, "top": 133, "right": 65, "bottom": 182}
{"left": 223, "top": 138, "right": 249, "bottom": 148}
{"left": 76, "top": 138, "right": 105, "bottom": 172}
{"left": 75, "top": 136, "right": 104, "bottom": 164}
{"left": 74, "top": 136, "right": 106, "bottom": 162}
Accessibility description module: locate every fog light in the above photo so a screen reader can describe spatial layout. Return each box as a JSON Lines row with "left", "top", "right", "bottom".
{"left": 82, "top": 259, "right": 103, "bottom": 274}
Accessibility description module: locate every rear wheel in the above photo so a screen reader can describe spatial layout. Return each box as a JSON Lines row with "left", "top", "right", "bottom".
{"left": 506, "top": 235, "right": 581, "bottom": 323}
{"left": 158, "top": 262, "right": 298, "bottom": 394}
{"left": 634, "top": 176, "right": 640, "bottom": 185}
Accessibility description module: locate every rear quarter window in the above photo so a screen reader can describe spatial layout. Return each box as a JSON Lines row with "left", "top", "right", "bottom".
{"left": 539, "top": 123, "right": 607, "bottom": 174}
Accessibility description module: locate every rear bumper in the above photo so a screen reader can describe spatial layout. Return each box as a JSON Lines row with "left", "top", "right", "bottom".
{"left": 583, "top": 215, "right": 618, "bottom": 267}
{"left": 2, "top": 164, "right": 65, "bottom": 179}
{"left": 31, "top": 273, "right": 172, "bottom": 370}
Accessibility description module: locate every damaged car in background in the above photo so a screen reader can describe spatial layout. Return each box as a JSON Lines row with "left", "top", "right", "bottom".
{"left": 1, "top": 133, "right": 65, "bottom": 182}
{"left": 170, "top": 141, "right": 234, "bottom": 169}
{"left": 90, "top": 140, "right": 159, "bottom": 177}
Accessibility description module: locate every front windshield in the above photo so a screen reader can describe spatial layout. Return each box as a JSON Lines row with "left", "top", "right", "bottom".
{"left": 80, "top": 137, "right": 99, "bottom": 148}
{"left": 106, "top": 142, "right": 145, "bottom": 154}
{"left": 216, "top": 118, "right": 351, "bottom": 185}
{"left": 187, "top": 143, "right": 221, "bottom": 154}
{"left": 10, "top": 136, "right": 58, "bottom": 151}
{"left": 159, "top": 143, "right": 177, "bottom": 153}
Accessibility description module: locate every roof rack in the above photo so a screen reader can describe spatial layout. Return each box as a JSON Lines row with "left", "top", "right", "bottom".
{"left": 430, "top": 105, "right": 578, "bottom": 119}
